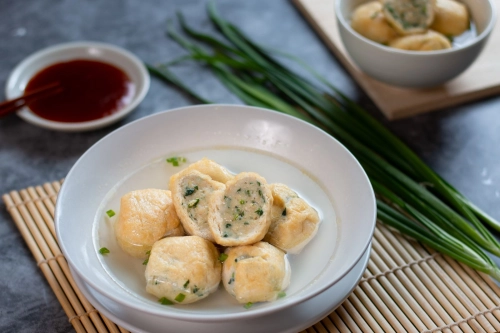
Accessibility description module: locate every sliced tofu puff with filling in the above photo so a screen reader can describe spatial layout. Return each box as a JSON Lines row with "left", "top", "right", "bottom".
{"left": 185, "top": 158, "right": 235, "bottom": 184}
{"left": 222, "top": 242, "right": 291, "bottom": 304}
{"left": 208, "top": 172, "right": 273, "bottom": 246}
{"left": 264, "top": 183, "right": 320, "bottom": 254}
{"left": 114, "top": 189, "right": 184, "bottom": 259}
{"left": 170, "top": 169, "right": 225, "bottom": 242}
{"left": 382, "top": 0, "right": 435, "bottom": 35}
{"left": 145, "top": 236, "right": 221, "bottom": 304}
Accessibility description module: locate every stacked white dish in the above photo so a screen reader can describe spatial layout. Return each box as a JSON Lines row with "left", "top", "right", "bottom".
{"left": 55, "top": 105, "right": 376, "bottom": 333}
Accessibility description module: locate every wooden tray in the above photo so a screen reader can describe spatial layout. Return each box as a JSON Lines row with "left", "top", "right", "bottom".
{"left": 292, "top": 0, "right": 500, "bottom": 120}
{"left": 4, "top": 181, "right": 500, "bottom": 332}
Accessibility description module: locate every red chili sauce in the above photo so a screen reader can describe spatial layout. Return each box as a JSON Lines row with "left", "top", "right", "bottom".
{"left": 24, "top": 59, "right": 135, "bottom": 122}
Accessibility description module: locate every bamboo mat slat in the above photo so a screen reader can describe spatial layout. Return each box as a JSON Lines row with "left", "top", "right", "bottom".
{"left": 3, "top": 180, "right": 500, "bottom": 333}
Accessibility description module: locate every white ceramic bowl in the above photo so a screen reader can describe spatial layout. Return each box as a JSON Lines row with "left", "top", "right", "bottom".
{"left": 5, "top": 41, "right": 149, "bottom": 131}
{"left": 55, "top": 104, "right": 376, "bottom": 327}
{"left": 335, "top": 0, "right": 496, "bottom": 88}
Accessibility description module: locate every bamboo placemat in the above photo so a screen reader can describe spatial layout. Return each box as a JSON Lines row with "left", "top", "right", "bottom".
{"left": 4, "top": 180, "right": 500, "bottom": 333}
{"left": 293, "top": 0, "right": 500, "bottom": 120}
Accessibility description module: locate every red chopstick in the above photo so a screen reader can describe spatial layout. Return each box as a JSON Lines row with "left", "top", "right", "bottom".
{"left": 0, "top": 82, "right": 63, "bottom": 117}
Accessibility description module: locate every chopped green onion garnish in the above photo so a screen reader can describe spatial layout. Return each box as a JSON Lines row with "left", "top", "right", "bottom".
{"left": 99, "top": 247, "right": 110, "bottom": 255}
{"left": 278, "top": 291, "right": 286, "bottom": 298}
{"left": 244, "top": 302, "right": 253, "bottom": 309}
{"left": 143, "top": 258, "right": 149, "bottom": 265}
{"left": 159, "top": 297, "right": 173, "bottom": 305}
{"left": 255, "top": 208, "right": 263, "bottom": 216}
{"left": 219, "top": 253, "right": 228, "bottom": 262}
{"left": 175, "top": 293, "right": 186, "bottom": 302}
{"left": 166, "top": 156, "right": 186, "bottom": 167}
{"left": 106, "top": 210, "right": 115, "bottom": 218}
{"left": 183, "top": 280, "right": 190, "bottom": 288}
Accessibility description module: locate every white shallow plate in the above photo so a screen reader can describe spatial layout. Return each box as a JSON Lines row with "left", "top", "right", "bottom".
{"left": 72, "top": 244, "right": 371, "bottom": 333}
{"left": 5, "top": 41, "right": 149, "bottom": 131}
{"left": 56, "top": 104, "right": 376, "bottom": 323}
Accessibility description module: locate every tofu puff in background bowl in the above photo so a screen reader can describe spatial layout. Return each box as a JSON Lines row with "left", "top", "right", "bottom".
{"left": 55, "top": 105, "right": 375, "bottom": 329}
{"left": 336, "top": 0, "right": 496, "bottom": 87}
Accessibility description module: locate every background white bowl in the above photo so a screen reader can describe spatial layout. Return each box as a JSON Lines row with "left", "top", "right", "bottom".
{"left": 5, "top": 41, "right": 149, "bottom": 131}
{"left": 335, "top": 0, "right": 496, "bottom": 88}
{"left": 55, "top": 104, "right": 376, "bottom": 325}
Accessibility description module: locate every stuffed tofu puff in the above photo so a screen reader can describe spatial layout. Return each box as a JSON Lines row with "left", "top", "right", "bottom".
{"left": 170, "top": 169, "right": 225, "bottom": 242}
{"left": 222, "top": 242, "right": 291, "bottom": 304}
{"left": 351, "top": 1, "right": 399, "bottom": 44}
{"left": 430, "top": 0, "right": 470, "bottom": 37}
{"left": 185, "top": 157, "right": 235, "bottom": 183}
{"left": 389, "top": 30, "right": 452, "bottom": 50}
{"left": 114, "top": 189, "right": 183, "bottom": 258}
{"left": 264, "top": 183, "right": 320, "bottom": 254}
{"left": 145, "top": 236, "right": 221, "bottom": 304}
{"left": 208, "top": 172, "right": 273, "bottom": 246}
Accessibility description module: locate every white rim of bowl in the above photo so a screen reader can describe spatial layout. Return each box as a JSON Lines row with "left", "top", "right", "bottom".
{"left": 5, "top": 41, "right": 150, "bottom": 131}
{"left": 334, "top": 0, "right": 497, "bottom": 55}
{"left": 56, "top": 104, "right": 377, "bottom": 322}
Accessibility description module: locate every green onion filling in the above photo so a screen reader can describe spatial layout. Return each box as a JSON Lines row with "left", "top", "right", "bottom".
{"left": 184, "top": 185, "right": 198, "bottom": 197}
{"left": 188, "top": 198, "right": 200, "bottom": 208}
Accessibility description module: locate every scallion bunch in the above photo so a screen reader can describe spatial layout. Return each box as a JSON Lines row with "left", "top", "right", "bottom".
{"left": 147, "top": 2, "right": 500, "bottom": 280}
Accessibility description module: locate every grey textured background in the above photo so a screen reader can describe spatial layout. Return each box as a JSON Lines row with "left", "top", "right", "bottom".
{"left": 1, "top": 0, "right": 499, "bottom": 332}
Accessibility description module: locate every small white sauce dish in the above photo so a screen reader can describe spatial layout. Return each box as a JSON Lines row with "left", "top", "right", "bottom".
{"left": 5, "top": 41, "right": 150, "bottom": 131}
{"left": 335, "top": 0, "right": 496, "bottom": 88}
